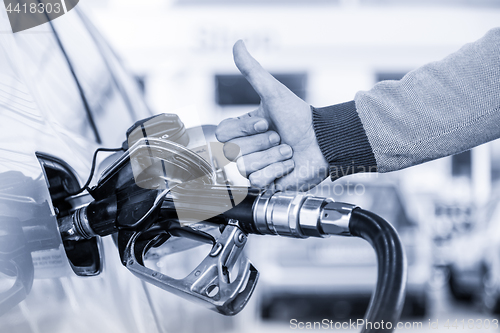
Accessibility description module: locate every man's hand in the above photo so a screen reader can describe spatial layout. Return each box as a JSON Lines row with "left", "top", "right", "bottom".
{"left": 215, "top": 40, "right": 329, "bottom": 191}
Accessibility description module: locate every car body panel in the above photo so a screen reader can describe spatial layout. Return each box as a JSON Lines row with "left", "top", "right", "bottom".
{"left": 0, "top": 6, "right": 224, "bottom": 333}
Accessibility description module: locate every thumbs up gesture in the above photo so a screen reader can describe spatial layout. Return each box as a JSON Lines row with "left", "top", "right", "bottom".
{"left": 215, "top": 41, "right": 329, "bottom": 191}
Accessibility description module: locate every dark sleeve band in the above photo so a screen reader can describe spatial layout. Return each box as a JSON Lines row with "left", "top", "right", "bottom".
{"left": 312, "top": 101, "right": 378, "bottom": 180}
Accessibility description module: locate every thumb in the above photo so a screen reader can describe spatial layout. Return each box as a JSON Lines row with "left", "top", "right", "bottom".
{"left": 233, "top": 40, "right": 279, "bottom": 99}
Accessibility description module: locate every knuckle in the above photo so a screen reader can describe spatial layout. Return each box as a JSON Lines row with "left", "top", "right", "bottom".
{"left": 261, "top": 153, "right": 275, "bottom": 166}
{"left": 215, "top": 125, "right": 229, "bottom": 142}
{"left": 282, "top": 158, "right": 295, "bottom": 169}
{"left": 267, "top": 146, "right": 287, "bottom": 162}
{"left": 263, "top": 152, "right": 276, "bottom": 164}
{"left": 239, "top": 66, "right": 251, "bottom": 77}
{"left": 249, "top": 160, "right": 262, "bottom": 173}
{"left": 273, "top": 178, "right": 285, "bottom": 191}
{"left": 276, "top": 162, "right": 286, "bottom": 174}
{"left": 216, "top": 118, "right": 238, "bottom": 141}
{"left": 249, "top": 173, "right": 266, "bottom": 188}
{"left": 253, "top": 136, "right": 268, "bottom": 151}
{"left": 236, "top": 158, "right": 247, "bottom": 176}
{"left": 256, "top": 133, "right": 267, "bottom": 145}
{"left": 241, "top": 122, "right": 254, "bottom": 136}
{"left": 248, "top": 173, "right": 257, "bottom": 185}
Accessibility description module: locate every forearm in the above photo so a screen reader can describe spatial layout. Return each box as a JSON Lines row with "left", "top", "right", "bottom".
{"left": 313, "top": 27, "right": 500, "bottom": 179}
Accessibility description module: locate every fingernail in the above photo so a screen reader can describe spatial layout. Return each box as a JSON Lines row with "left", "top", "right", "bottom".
{"left": 269, "top": 132, "right": 280, "bottom": 145}
{"left": 283, "top": 159, "right": 294, "bottom": 167}
{"left": 279, "top": 145, "right": 292, "bottom": 157}
{"left": 254, "top": 120, "right": 268, "bottom": 132}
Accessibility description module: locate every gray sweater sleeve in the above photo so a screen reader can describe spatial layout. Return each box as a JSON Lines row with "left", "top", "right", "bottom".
{"left": 312, "top": 27, "right": 500, "bottom": 179}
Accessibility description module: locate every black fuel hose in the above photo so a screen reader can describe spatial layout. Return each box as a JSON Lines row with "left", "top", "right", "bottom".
{"left": 349, "top": 208, "right": 407, "bottom": 333}
{"left": 166, "top": 186, "right": 408, "bottom": 330}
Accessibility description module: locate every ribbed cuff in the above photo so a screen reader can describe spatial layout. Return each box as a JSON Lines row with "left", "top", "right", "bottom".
{"left": 312, "top": 101, "right": 377, "bottom": 181}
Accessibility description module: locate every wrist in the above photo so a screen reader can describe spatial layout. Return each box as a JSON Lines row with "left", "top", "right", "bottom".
{"left": 311, "top": 141, "right": 330, "bottom": 181}
{"left": 311, "top": 102, "right": 378, "bottom": 181}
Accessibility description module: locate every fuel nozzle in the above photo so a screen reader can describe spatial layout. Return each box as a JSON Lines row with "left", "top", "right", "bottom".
{"left": 58, "top": 195, "right": 118, "bottom": 242}
{"left": 249, "top": 191, "right": 356, "bottom": 238}
{"left": 54, "top": 111, "right": 406, "bottom": 327}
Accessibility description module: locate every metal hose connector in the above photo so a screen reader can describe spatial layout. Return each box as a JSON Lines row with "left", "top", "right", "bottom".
{"left": 251, "top": 191, "right": 357, "bottom": 238}
{"left": 58, "top": 205, "right": 97, "bottom": 241}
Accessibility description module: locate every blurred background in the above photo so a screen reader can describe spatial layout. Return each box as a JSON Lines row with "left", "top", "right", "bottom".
{"left": 12, "top": 0, "right": 500, "bottom": 332}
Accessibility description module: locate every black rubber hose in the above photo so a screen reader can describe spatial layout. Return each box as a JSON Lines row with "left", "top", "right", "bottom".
{"left": 349, "top": 208, "right": 407, "bottom": 333}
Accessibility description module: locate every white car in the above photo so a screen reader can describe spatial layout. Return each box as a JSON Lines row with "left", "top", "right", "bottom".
{"left": 0, "top": 6, "right": 232, "bottom": 333}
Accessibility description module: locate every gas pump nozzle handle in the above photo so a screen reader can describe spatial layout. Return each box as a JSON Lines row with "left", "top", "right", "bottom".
{"left": 121, "top": 222, "right": 258, "bottom": 316}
